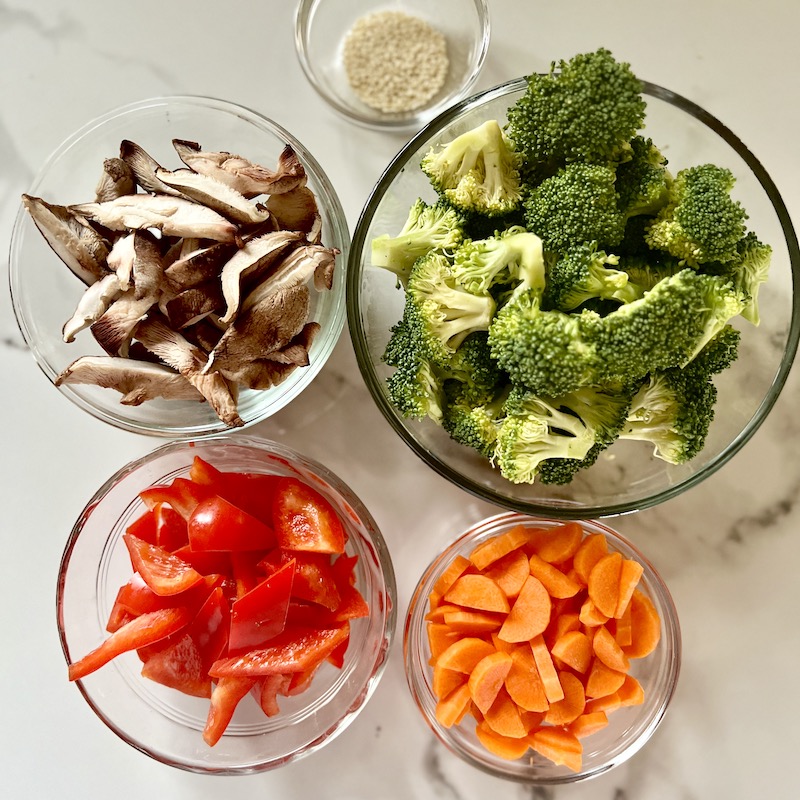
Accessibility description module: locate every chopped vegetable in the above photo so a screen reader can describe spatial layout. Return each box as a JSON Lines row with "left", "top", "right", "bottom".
{"left": 424, "top": 522, "right": 662, "bottom": 772}
{"left": 67, "top": 456, "right": 368, "bottom": 747}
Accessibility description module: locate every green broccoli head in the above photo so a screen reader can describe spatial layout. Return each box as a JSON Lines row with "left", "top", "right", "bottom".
{"left": 452, "top": 226, "right": 546, "bottom": 298}
{"left": 406, "top": 252, "right": 497, "bottom": 367}
{"left": 523, "top": 163, "right": 626, "bottom": 253}
{"left": 506, "top": 48, "right": 647, "bottom": 170}
{"left": 714, "top": 231, "right": 772, "bottom": 325}
{"left": 543, "top": 241, "right": 641, "bottom": 311}
{"left": 442, "top": 383, "right": 509, "bottom": 458}
{"left": 616, "top": 251, "right": 685, "bottom": 295}
{"left": 615, "top": 135, "right": 673, "bottom": 219}
{"left": 444, "top": 331, "right": 505, "bottom": 405}
{"left": 644, "top": 163, "right": 748, "bottom": 266}
{"left": 488, "top": 288, "right": 602, "bottom": 396}
{"left": 494, "top": 387, "right": 596, "bottom": 484}
{"left": 370, "top": 198, "right": 466, "bottom": 285}
{"left": 421, "top": 119, "right": 523, "bottom": 218}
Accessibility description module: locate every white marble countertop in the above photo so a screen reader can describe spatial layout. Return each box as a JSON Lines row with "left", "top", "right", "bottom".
{"left": 2, "top": 1, "right": 799, "bottom": 797}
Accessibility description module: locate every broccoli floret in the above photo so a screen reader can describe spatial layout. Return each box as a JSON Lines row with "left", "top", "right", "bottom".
{"left": 421, "top": 119, "right": 523, "bottom": 218}
{"left": 443, "top": 384, "right": 509, "bottom": 458}
{"left": 444, "top": 331, "right": 504, "bottom": 404}
{"left": 523, "top": 163, "right": 626, "bottom": 253}
{"left": 506, "top": 48, "right": 647, "bottom": 171}
{"left": 615, "top": 135, "right": 672, "bottom": 220}
{"left": 382, "top": 312, "right": 446, "bottom": 423}
{"left": 494, "top": 387, "right": 597, "bottom": 484}
{"left": 370, "top": 198, "right": 466, "bottom": 286}
{"left": 405, "top": 252, "right": 496, "bottom": 368}
{"left": 543, "top": 241, "right": 642, "bottom": 311}
{"left": 594, "top": 268, "right": 748, "bottom": 382}
{"left": 645, "top": 164, "right": 748, "bottom": 266}
{"left": 452, "top": 226, "right": 546, "bottom": 299}
{"left": 488, "top": 288, "right": 602, "bottom": 396}
{"left": 690, "top": 324, "right": 740, "bottom": 375}
{"left": 616, "top": 251, "right": 684, "bottom": 294}
{"left": 713, "top": 231, "right": 772, "bottom": 325}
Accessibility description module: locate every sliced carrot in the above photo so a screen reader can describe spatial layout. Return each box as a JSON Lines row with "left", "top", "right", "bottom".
{"left": 525, "top": 522, "right": 583, "bottom": 564}
{"left": 529, "top": 726, "right": 582, "bottom": 772}
{"left": 546, "top": 610, "right": 581, "bottom": 650}
{"left": 484, "top": 687, "right": 528, "bottom": 739}
{"left": 483, "top": 548, "right": 530, "bottom": 599}
{"left": 617, "top": 673, "right": 645, "bottom": 706}
{"left": 568, "top": 710, "right": 609, "bottom": 739}
{"left": 475, "top": 721, "right": 530, "bottom": 760}
{"left": 433, "top": 554, "right": 473, "bottom": 598}
{"left": 544, "top": 671, "right": 586, "bottom": 726}
{"left": 592, "top": 624, "right": 630, "bottom": 673}
{"left": 572, "top": 533, "right": 608, "bottom": 585}
{"left": 528, "top": 553, "right": 582, "bottom": 599}
{"left": 530, "top": 634, "right": 564, "bottom": 704}
{"left": 432, "top": 664, "right": 466, "bottom": 700}
{"left": 427, "top": 622, "right": 461, "bottom": 663}
{"left": 444, "top": 574, "right": 510, "bottom": 613}
{"left": 424, "top": 603, "right": 462, "bottom": 623}
{"left": 550, "top": 629, "right": 592, "bottom": 674}
{"left": 584, "top": 693, "right": 622, "bottom": 715}
{"left": 435, "top": 682, "right": 473, "bottom": 728}
{"left": 490, "top": 632, "right": 516, "bottom": 653}
{"left": 613, "top": 600, "right": 633, "bottom": 647}
{"left": 468, "top": 650, "right": 514, "bottom": 714}
{"left": 504, "top": 645, "right": 549, "bottom": 712}
{"left": 622, "top": 589, "right": 661, "bottom": 659}
{"left": 579, "top": 597, "right": 610, "bottom": 628}
{"left": 443, "top": 609, "right": 504, "bottom": 634}
{"left": 436, "top": 637, "right": 496, "bottom": 674}
{"left": 498, "top": 575, "right": 551, "bottom": 642}
{"left": 469, "top": 525, "right": 531, "bottom": 571}
{"left": 587, "top": 552, "right": 623, "bottom": 618}
{"left": 585, "top": 657, "right": 627, "bottom": 699}
{"left": 519, "top": 709, "right": 546, "bottom": 734}
{"left": 615, "top": 558, "right": 644, "bottom": 618}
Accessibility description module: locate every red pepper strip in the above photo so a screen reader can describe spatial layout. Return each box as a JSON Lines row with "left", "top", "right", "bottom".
{"left": 331, "top": 554, "right": 369, "bottom": 622}
{"left": 124, "top": 534, "right": 204, "bottom": 597}
{"left": 188, "top": 495, "right": 276, "bottom": 552}
{"left": 272, "top": 477, "right": 346, "bottom": 554}
{"left": 125, "top": 508, "right": 158, "bottom": 545}
{"left": 250, "top": 674, "right": 290, "bottom": 717}
{"left": 139, "top": 478, "right": 213, "bottom": 521}
{"left": 203, "top": 676, "right": 256, "bottom": 747}
{"left": 228, "top": 560, "right": 294, "bottom": 653}
{"left": 262, "top": 550, "right": 341, "bottom": 611}
{"left": 68, "top": 606, "right": 191, "bottom": 682}
{"left": 140, "top": 587, "right": 231, "bottom": 698}
{"left": 208, "top": 625, "right": 350, "bottom": 678}
{"left": 154, "top": 503, "right": 189, "bottom": 552}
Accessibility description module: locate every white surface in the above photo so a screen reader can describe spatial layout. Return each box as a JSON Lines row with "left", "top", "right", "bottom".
{"left": 2, "top": 1, "right": 799, "bottom": 797}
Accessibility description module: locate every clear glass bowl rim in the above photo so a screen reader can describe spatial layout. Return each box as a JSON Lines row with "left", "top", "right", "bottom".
{"left": 402, "top": 511, "right": 682, "bottom": 784}
{"left": 293, "top": 0, "right": 491, "bottom": 131}
{"left": 55, "top": 434, "right": 398, "bottom": 774}
{"left": 9, "top": 93, "right": 350, "bottom": 439}
{"left": 346, "top": 77, "right": 800, "bottom": 518}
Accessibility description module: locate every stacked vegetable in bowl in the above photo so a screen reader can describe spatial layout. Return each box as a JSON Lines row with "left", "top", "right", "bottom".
{"left": 371, "top": 48, "right": 772, "bottom": 487}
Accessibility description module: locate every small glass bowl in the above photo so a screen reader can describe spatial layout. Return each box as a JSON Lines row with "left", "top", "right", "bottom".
{"left": 347, "top": 78, "right": 800, "bottom": 517}
{"left": 9, "top": 95, "right": 349, "bottom": 438}
{"left": 56, "top": 436, "right": 397, "bottom": 775}
{"left": 404, "top": 512, "right": 681, "bottom": 785}
{"left": 294, "top": 0, "right": 490, "bottom": 131}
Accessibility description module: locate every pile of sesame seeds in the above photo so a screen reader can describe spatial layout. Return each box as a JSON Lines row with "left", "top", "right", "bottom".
{"left": 342, "top": 10, "right": 450, "bottom": 115}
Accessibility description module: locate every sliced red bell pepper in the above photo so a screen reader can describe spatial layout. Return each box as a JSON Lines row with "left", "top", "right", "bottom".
{"left": 125, "top": 508, "right": 158, "bottom": 545}
{"left": 228, "top": 560, "right": 294, "bottom": 653}
{"left": 189, "top": 456, "right": 280, "bottom": 526}
{"left": 259, "top": 549, "right": 341, "bottom": 611}
{"left": 154, "top": 503, "right": 189, "bottom": 552}
{"left": 230, "top": 550, "right": 269, "bottom": 599}
{"left": 326, "top": 622, "right": 351, "bottom": 669}
{"left": 139, "top": 478, "right": 213, "bottom": 521}
{"left": 251, "top": 674, "right": 290, "bottom": 717}
{"left": 272, "top": 477, "right": 346, "bottom": 554}
{"left": 68, "top": 606, "right": 191, "bottom": 681}
{"left": 203, "top": 676, "right": 256, "bottom": 747}
{"left": 123, "top": 534, "right": 204, "bottom": 597}
{"left": 188, "top": 495, "right": 276, "bottom": 552}
{"left": 209, "top": 625, "right": 350, "bottom": 678}
{"left": 331, "top": 554, "right": 370, "bottom": 622}
{"left": 140, "top": 587, "right": 231, "bottom": 698}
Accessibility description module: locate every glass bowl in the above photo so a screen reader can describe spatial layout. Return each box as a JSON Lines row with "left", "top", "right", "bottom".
{"left": 56, "top": 435, "right": 396, "bottom": 774}
{"left": 9, "top": 95, "right": 349, "bottom": 438}
{"left": 347, "top": 78, "right": 800, "bottom": 518}
{"left": 403, "top": 512, "right": 681, "bottom": 784}
{"left": 294, "top": 0, "right": 490, "bottom": 131}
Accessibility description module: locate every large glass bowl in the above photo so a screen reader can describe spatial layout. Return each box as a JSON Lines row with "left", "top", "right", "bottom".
{"left": 56, "top": 436, "right": 396, "bottom": 774}
{"left": 9, "top": 95, "right": 349, "bottom": 438}
{"left": 347, "top": 78, "right": 800, "bottom": 518}
{"left": 404, "top": 513, "right": 681, "bottom": 784}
